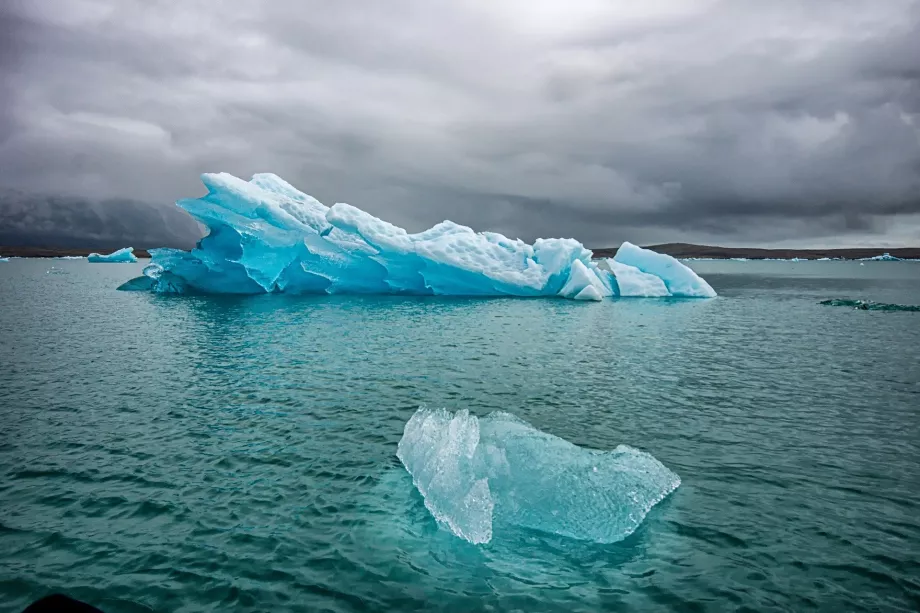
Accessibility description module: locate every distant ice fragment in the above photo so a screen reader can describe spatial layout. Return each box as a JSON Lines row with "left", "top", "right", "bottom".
{"left": 612, "top": 242, "right": 716, "bottom": 298}
{"left": 88, "top": 247, "right": 137, "bottom": 263}
{"left": 397, "top": 408, "right": 680, "bottom": 544}
{"left": 859, "top": 253, "right": 902, "bottom": 262}
{"left": 119, "top": 173, "right": 716, "bottom": 300}
{"left": 0, "top": 257, "right": 9, "bottom": 262}
{"left": 820, "top": 299, "right": 920, "bottom": 312}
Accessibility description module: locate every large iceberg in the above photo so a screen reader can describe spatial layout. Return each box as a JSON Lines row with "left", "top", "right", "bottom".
{"left": 88, "top": 247, "right": 137, "bottom": 263}
{"left": 396, "top": 408, "right": 680, "bottom": 545}
{"left": 118, "top": 173, "right": 716, "bottom": 299}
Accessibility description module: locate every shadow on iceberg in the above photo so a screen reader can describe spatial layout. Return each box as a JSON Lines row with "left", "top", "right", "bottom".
{"left": 396, "top": 408, "right": 680, "bottom": 545}
{"left": 118, "top": 173, "right": 716, "bottom": 300}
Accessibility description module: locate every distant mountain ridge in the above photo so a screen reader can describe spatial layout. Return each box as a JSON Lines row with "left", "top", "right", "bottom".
{"left": 591, "top": 243, "right": 920, "bottom": 260}
{"left": 0, "top": 188, "right": 203, "bottom": 251}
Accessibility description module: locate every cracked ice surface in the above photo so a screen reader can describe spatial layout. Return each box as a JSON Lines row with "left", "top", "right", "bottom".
{"left": 397, "top": 408, "right": 681, "bottom": 544}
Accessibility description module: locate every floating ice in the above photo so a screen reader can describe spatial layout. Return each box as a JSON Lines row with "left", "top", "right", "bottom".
{"left": 820, "top": 299, "right": 920, "bottom": 312}
{"left": 612, "top": 242, "right": 717, "bottom": 298}
{"left": 118, "top": 173, "right": 715, "bottom": 300}
{"left": 88, "top": 247, "right": 137, "bottom": 263}
{"left": 859, "top": 253, "right": 902, "bottom": 262}
{"left": 56, "top": 255, "right": 85, "bottom": 260}
{"left": 396, "top": 408, "right": 680, "bottom": 544}
{"left": 0, "top": 257, "right": 9, "bottom": 262}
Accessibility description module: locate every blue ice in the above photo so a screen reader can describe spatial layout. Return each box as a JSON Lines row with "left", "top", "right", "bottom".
{"left": 88, "top": 247, "right": 137, "bottom": 263}
{"left": 397, "top": 408, "right": 680, "bottom": 545}
{"left": 118, "top": 173, "right": 716, "bottom": 300}
{"left": 860, "top": 253, "right": 901, "bottom": 262}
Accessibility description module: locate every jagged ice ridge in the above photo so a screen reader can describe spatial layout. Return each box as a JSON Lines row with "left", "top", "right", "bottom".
{"left": 118, "top": 173, "right": 716, "bottom": 299}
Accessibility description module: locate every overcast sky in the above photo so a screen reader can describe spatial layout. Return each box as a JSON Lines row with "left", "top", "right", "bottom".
{"left": 2, "top": 0, "right": 919, "bottom": 247}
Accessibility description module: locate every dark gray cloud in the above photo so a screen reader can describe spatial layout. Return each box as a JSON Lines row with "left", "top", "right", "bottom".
{"left": 0, "top": 188, "right": 202, "bottom": 250}
{"left": 1, "top": 0, "right": 918, "bottom": 248}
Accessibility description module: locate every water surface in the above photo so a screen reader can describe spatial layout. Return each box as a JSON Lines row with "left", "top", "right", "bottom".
{"left": 1, "top": 259, "right": 918, "bottom": 612}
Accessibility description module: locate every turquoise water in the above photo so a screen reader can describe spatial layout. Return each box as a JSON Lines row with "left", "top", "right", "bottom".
{"left": 1, "top": 259, "right": 918, "bottom": 612}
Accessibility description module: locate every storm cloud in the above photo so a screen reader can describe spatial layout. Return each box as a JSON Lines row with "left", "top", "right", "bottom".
{"left": 1, "top": 0, "right": 919, "bottom": 247}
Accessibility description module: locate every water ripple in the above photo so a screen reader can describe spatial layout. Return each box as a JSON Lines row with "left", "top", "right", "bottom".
{"left": 0, "top": 260, "right": 918, "bottom": 611}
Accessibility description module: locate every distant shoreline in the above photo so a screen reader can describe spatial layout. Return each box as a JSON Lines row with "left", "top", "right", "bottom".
{"left": 2, "top": 243, "right": 918, "bottom": 261}
{"left": 0, "top": 246, "right": 152, "bottom": 259}
{"left": 591, "top": 243, "right": 920, "bottom": 260}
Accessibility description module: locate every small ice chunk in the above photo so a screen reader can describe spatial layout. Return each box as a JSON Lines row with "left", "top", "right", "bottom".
{"left": 396, "top": 408, "right": 494, "bottom": 544}
{"left": 397, "top": 408, "right": 680, "bottom": 544}
{"left": 88, "top": 247, "right": 138, "bottom": 263}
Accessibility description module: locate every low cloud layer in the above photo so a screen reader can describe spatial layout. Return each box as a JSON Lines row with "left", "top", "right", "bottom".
{"left": 2, "top": 0, "right": 919, "bottom": 247}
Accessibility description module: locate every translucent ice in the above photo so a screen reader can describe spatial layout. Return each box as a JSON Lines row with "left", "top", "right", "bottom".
{"left": 0, "top": 257, "right": 9, "bottom": 262}
{"left": 88, "top": 247, "right": 137, "bottom": 263}
{"left": 397, "top": 408, "right": 680, "bottom": 544}
{"left": 119, "top": 173, "right": 716, "bottom": 299}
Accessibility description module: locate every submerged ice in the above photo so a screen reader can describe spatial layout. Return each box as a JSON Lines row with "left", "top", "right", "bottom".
{"left": 396, "top": 408, "right": 680, "bottom": 545}
{"left": 119, "top": 173, "right": 715, "bottom": 300}
{"left": 88, "top": 247, "right": 137, "bottom": 263}
{"left": 820, "top": 299, "right": 920, "bottom": 312}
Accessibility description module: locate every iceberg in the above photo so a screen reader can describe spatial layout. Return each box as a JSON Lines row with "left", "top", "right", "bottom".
{"left": 611, "top": 242, "right": 716, "bottom": 297}
{"left": 859, "top": 253, "right": 901, "bottom": 262}
{"left": 88, "top": 247, "right": 138, "bottom": 263}
{"left": 0, "top": 257, "right": 9, "bottom": 262}
{"left": 396, "top": 407, "right": 680, "bottom": 545}
{"left": 118, "top": 173, "right": 716, "bottom": 300}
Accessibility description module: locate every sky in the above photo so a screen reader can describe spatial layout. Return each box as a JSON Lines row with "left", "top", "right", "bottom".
{"left": 1, "top": 0, "right": 919, "bottom": 248}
